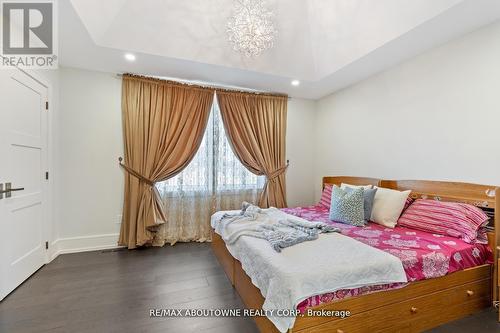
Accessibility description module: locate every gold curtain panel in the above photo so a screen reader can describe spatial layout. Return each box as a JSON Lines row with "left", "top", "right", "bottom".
{"left": 216, "top": 90, "right": 288, "bottom": 208}
{"left": 119, "top": 74, "right": 214, "bottom": 249}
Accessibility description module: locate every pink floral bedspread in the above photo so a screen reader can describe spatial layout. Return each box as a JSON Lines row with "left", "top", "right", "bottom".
{"left": 280, "top": 205, "right": 493, "bottom": 312}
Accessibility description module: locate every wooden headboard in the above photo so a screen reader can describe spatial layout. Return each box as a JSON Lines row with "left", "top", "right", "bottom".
{"left": 380, "top": 179, "right": 497, "bottom": 210}
{"left": 322, "top": 176, "right": 380, "bottom": 189}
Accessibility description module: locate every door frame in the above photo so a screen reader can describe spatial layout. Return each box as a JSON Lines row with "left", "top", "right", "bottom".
{"left": 15, "top": 67, "right": 54, "bottom": 264}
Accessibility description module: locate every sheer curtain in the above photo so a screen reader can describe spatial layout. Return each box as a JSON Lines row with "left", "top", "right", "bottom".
{"left": 154, "top": 96, "right": 265, "bottom": 245}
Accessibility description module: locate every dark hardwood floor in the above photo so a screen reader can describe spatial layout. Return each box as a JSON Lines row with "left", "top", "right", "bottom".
{"left": 0, "top": 243, "right": 499, "bottom": 333}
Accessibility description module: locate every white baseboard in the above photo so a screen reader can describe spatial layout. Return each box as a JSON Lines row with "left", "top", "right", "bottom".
{"left": 49, "top": 233, "right": 123, "bottom": 261}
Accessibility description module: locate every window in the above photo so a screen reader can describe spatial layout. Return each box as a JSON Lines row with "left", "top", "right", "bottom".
{"left": 156, "top": 97, "right": 265, "bottom": 195}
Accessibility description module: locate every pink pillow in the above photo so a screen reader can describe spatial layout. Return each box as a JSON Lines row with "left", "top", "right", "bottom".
{"left": 319, "top": 185, "right": 333, "bottom": 209}
{"left": 402, "top": 197, "right": 414, "bottom": 212}
{"left": 398, "top": 199, "right": 489, "bottom": 244}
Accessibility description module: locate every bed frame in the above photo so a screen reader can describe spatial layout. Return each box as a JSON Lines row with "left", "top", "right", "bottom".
{"left": 211, "top": 176, "right": 499, "bottom": 332}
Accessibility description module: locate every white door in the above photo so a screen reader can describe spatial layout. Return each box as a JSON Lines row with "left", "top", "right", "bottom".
{"left": 0, "top": 68, "right": 48, "bottom": 301}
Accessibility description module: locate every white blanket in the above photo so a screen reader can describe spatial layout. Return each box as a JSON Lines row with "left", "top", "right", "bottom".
{"left": 215, "top": 205, "right": 338, "bottom": 250}
{"left": 211, "top": 209, "right": 407, "bottom": 333}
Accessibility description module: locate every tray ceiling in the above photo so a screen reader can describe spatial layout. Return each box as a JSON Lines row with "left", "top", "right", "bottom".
{"left": 60, "top": 0, "right": 500, "bottom": 98}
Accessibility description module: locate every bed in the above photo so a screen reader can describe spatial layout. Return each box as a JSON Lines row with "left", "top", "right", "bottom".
{"left": 211, "top": 176, "right": 499, "bottom": 332}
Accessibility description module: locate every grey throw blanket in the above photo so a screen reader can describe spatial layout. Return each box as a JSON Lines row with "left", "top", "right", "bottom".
{"left": 218, "top": 202, "right": 339, "bottom": 252}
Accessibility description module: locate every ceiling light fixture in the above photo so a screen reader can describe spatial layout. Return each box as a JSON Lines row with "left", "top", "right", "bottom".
{"left": 227, "top": 0, "right": 277, "bottom": 58}
{"left": 124, "top": 53, "right": 136, "bottom": 61}
{"left": 291, "top": 80, "right": 300, "bottom": 86}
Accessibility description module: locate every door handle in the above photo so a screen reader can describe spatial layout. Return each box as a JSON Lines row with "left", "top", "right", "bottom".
{"left": 0, "top": 188, "right": 24, "bottom": 194}
{"left": 0, "top": 183, "right": 25, "bottom": 198}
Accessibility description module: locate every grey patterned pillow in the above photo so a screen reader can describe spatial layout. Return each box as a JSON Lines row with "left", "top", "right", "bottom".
{"left": 345, "top": 186, "right": 377, "bottom": 221}
{"left": 329, "top": 185, "right": 365, "bottom": 226}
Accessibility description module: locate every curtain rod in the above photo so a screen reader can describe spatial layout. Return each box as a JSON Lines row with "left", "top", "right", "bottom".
{"left": 115, "top": 73, "right": 291, "bottom": 100}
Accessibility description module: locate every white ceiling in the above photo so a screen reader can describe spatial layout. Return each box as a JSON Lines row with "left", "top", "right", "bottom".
{"left": 60, "top": 0, "right": 500, "bottom": 99}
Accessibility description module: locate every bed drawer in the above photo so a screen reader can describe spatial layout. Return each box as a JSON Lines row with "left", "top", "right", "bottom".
{"left": 294, "top": 265, "right": 491, "bottom": 332}
{"left": 409, "top": 278, "right": 491, "bottom": 332}
{"left": 302, "top": 278, "right": 490, "bottom": 333}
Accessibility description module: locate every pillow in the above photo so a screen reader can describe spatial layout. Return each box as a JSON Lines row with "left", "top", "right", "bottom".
{"left": 320, "top": 183, "right": 374, "bottom": 209}
{"left": 319, "top": 185, "right": 333, "bottom": 208}
{"left": 398, "top": 199, "right": 489, "bottom": 244}
{"left": 340, "top": 183, "right": 373, "bottom": 190}
{"left": 402, "top": 197, "right": 414, "bottom": 213}
{"left": 345, "top": 187, "right": 377, "bottom": 221}
{"left": 329, "top": 186, "right": 365, "bottom": 226}
{"left": 370, "top": 187, "right": 411, "bottom": 228}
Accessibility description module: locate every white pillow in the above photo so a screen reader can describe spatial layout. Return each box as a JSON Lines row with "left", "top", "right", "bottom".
{"left": 340, "top": 183, "right": 373, "bottom": 190}
{"left": 370, "top": 187, "right": 411, "bottom": 228}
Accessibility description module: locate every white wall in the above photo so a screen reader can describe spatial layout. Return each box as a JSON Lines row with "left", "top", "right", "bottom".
{"left": 314, "top": 21, "right": 500, "bottom": 200}
{"left": 56, "top": 68, "right": 123, "bottom": 253}
{"left": 286, "top": 98, "right": 316, "bottom": 206}
{"left": 55, "top": 67, "right": 316, "bottom": 252}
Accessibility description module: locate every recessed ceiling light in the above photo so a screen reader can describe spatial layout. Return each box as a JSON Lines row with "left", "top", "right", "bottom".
{"left": 291, "top": 80, "right": 300, "bottom": 86}
{"left": 124, "top": 53, "right": 136, "bottom": 61}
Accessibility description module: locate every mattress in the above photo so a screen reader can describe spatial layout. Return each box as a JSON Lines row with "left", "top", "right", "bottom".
{"left": 281, "top": 205, "right": 493, "bottom": 312}
{"left": 211, "top": 208, "right": 407, "bottom": 332}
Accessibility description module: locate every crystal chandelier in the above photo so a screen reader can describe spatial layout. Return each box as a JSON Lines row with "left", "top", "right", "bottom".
{"left": 226, "top": 0, "right": 277, "bottom": 57}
